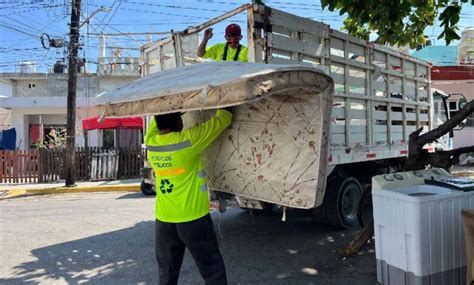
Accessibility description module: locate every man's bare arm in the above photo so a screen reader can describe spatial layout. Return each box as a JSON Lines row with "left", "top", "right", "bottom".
{"left": 197, "top": 28, "right": 213, "bottom": 57}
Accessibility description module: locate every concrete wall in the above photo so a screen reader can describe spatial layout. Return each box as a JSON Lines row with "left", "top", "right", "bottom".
{"left": 0, "top": 79, "right": 13, "bottom": 97}
{"left": 15, "top": 78, "right": 47, "bottom": 97}
{"left": 10, "top": 107, "right": 100, "bottom": 150}
{"left": 47, "top": 74, "right": 99, "bottom": 97}
{"left": 29, "top": 114, "right": 67, "bottom": 125}
{"left": 11, "top": 73, "right": 138, "bottom": 98}
{"left": 99, "top": 76, "right": 139, "bottom": 93}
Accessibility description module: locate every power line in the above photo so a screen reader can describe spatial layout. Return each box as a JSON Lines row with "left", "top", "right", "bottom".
{"left": 100, "top": 0, "right": 122, "bottom": 33}
{"left": 0, "top": 22, "right": 40, "bottom": 38}
{"left": 0, "top": 3, "right": 71, "bottom": 68}
{"left": 0, "top": 47, "right": 44, "bottom": 51}
{"left": 0, "top": 3, "right": 39, "bottom": 10}
{"left": 84, "top": 10, "right": 145, "bottom": 49}
{"left": 29, "top": 8, "right": 67, "bottom": 35}
{"left": 87, "top": 3, "right": 208, "bottom": 20}
{"left": 0, "top": 4, "right": 63, "bottom": 17}
{"left": 0, "top": 1, "right": 45, "bottom": 4}
{"left": 87, "top": 31, "right": 171, "bottom": 36}
{"left": 123, "top": 1, "right": 228, "bottom": 13}
{"left": 94, "top": 0, "right": 117, "bottom": 32}
{"left": 4, "top": 16, "right": 45, "bottom": 35}
{"left": 3, "top": 14, "right": 68, "bottom": 50}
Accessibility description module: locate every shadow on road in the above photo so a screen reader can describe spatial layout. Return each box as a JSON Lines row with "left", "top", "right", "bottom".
{"left": 116, "top": 192, "right": 155, "bottom": 200}
{"left": 1, "top": 220, "right": 156, "bottom": 284}
{"left": 1, "top": 208, "right": 376, "bottom": 284}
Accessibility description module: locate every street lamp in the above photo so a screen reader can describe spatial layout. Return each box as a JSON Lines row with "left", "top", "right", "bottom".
{"left": 65, "top": 3, "right": 111, "bottom": 186}
{"left": 80, "top": 6, "right": 112, "bottom": 28}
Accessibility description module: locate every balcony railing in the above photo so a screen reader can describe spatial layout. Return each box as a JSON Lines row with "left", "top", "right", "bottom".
{"left": 97, "top": 57, "right": 140, "bottom": 76}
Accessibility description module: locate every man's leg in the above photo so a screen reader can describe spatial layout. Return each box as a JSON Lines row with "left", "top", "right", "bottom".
{"left": 155, "top": 220, "right": 185, "bottom": 285}
{"left": 177, "top": 214, "right": 227, "bottom": 285}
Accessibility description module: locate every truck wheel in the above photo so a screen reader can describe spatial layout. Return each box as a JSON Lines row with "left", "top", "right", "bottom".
{"left": 140, "top": 181, "right": 155, "bottom": 196}
{"left": 357, "top": 189, "right": 373, "bottom": 227}
{"left": 323, "top": 176, "right": 362, "bottom": 229}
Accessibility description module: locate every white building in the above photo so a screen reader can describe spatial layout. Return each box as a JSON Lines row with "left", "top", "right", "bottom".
{"left": 0, "top": 58, "right": 141, "bottom": 150}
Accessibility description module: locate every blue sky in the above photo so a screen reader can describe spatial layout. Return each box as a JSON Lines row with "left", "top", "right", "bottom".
{"left": 1, "top": 0, "right": 473, "bottom": 72}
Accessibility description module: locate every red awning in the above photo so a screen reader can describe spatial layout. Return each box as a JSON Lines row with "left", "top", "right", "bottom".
{"left": 431, "top": 65, "right": 474, "bottom": 80}
{"left": 82, "top": 116, "right": 144, "bottom": 131}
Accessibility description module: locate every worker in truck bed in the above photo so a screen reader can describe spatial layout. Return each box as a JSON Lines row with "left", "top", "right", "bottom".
{"left": 145, "top": 109, "right": 233, "bottom": 285}
{"left": 197, "top": 23, "right": 248, "bottom": 62}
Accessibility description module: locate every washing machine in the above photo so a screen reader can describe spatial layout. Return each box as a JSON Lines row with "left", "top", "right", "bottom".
{"left": 372, "top": 168, "right": 474, "bottom": 284}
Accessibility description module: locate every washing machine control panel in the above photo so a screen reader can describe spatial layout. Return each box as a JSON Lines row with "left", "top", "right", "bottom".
{"left": 373, "top": 168, "right": 451, "bottom": 191}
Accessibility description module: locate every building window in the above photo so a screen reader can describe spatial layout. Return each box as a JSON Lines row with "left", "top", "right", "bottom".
{"left": 448, "top": 100, "right": 474, "bottom": 128}
{"left": 28, "top": 83, "right": 36, "bottom": 88}
{"left": 448, "top": 101, "right": 459, "bottom": 120}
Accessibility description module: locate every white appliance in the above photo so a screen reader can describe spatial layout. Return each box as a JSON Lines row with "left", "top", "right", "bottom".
{"left": 372, "top": 168, "right": 474, "bottom": 284}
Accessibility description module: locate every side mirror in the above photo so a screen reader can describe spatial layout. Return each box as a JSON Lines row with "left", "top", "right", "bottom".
{"left": 459, "top": 98, "right": 468, "bottom": 109}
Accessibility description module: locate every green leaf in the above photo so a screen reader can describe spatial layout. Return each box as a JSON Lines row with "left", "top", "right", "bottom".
{"left": 339, "top": 6, "right": 347, "bottom": 15}
{"left": 322, "top": 0, "right": 468, "bottom": 47}
{"left": 437, "top": 31, "right": 445, "bottom": 40}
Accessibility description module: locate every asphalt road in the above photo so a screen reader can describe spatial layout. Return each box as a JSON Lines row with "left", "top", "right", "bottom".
{"left": 0, "top": 193, "right": 377, "bottom": 284}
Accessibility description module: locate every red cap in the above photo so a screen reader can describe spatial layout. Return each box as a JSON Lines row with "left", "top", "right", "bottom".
{"left": 225, "top": 24, "right": 242, "bottom": 37}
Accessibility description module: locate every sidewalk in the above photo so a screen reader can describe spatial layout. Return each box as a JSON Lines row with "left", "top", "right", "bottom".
{"left": 0, "top": 179, "right": 141, "bottom": 200}
{"left": 1, "top": 166, "right": 471, "bottom": 200}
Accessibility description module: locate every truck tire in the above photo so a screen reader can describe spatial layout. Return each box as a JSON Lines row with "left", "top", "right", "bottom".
{"left": 140, "top": 181, "right": 155, "bottom": 196}
{"left": 357, "top": 189, "right": 373, "bottom": 227}
{"left": 322, "top": 176, "right": 362, "bottom": 229}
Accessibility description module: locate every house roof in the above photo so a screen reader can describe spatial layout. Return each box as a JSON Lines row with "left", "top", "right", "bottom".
{"left": 411, "top": 45, "right": 458, "bottom": 66}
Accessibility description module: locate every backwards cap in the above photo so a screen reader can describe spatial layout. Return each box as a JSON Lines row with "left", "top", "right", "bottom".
{"left": 225, "top": 24, "right": 242, "bottom": 37}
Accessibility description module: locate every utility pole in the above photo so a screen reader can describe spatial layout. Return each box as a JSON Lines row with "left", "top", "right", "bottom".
{"left": 65, "top": 0, "right": 82, "bottom": 186}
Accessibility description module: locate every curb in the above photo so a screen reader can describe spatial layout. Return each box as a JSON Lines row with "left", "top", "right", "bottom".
{"left": 1, "top": 184, "right": 141, "bottom": 200}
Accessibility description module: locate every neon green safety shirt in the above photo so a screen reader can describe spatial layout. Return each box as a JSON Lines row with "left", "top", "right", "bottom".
{"left": 145, "top": 110, "right": 232, "bottom": 223}
{"left": 202, "top": 43, "right": 248, "bottom": 62}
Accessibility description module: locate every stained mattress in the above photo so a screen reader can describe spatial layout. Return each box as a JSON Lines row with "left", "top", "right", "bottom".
{"left": 96, "top": 61, "right": 334, "bottom": 208}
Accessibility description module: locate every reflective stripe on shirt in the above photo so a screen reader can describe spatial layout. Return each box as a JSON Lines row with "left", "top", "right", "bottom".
{"left": 156, "top": 168, "right": 186, "bottom": 176}
{"left": 146, "top": 140, "right": 192, "bottom": 152}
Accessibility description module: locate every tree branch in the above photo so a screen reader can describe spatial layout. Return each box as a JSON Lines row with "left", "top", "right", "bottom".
{"left": 445, "top": 145, "right": 474, "bottom": 157}
{"left": 417, "top": 100, "right": 474, "bottom": 146}
{"left": 406, "top": 100, "right": 473, "bottom": 171}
